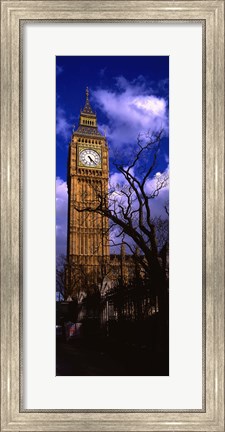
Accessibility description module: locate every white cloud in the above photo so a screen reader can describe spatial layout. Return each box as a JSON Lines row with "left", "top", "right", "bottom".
{"left": 99, "top": 67, "right": 107, "bottom": 78}
{"left": 107, "top": 166, "right": 169, "bottom": 253}
{"left": 56, "top": 106, "right": 71, "bottom": 141}
{"left": 56, "top": 65, "right": 63, "bottom": 76}
{"left": 92, "top": 77, "right": 168, "bottom": 151}
{"left": 109, "top": 166, "right": 169, "bottom": 219}
{"left": 56, "top": 177, "right": 68, "bottom": 256}
{"left": 109, "top": 171, "right": 127, "bottom": 188}
{"left": 144, "top": 166, "right": 169, "bottom": 218}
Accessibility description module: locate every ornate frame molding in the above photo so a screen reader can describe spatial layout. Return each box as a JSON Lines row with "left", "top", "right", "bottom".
{"left": 1, "top": 1, "right": 224, "bottom": 431}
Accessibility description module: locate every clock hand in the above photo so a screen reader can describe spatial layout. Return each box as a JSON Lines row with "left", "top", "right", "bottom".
{"left": 88, "top": 155, "right": 97, "bottom": 164}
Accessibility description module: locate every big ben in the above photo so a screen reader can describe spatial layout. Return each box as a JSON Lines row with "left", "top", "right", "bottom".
{"left": 67, "top": 88, "right": 109, "bottom": 291}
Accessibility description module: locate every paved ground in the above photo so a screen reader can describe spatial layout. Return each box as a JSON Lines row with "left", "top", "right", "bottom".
{"left": 56, "top": 338, "right": 169, "bottom": 376}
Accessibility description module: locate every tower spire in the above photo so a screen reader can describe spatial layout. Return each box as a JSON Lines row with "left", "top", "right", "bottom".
{"left": 81, "top": 86, "right": 94, "bottom": 115}
{"left": 73, "top": 87, "right": 104, "bottom": 137}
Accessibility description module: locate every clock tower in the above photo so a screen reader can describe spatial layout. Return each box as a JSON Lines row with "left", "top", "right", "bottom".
{"left": 67, "top": 88, "right": 109, "bottom": 291}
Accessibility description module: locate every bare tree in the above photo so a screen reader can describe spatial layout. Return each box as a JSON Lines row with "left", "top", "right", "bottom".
{"left": 56, "top": 255, "right": 94, "bottom": 301}
{"left": 74, "top": 130, "right": 169, "bottom": 320}
{"left": 56, "top": 255, "right": 68, "bottom": 300}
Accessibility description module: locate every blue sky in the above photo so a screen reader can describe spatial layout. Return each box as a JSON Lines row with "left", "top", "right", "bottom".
{"left": 56, "top": 56, "right": 169, "bottom": 256}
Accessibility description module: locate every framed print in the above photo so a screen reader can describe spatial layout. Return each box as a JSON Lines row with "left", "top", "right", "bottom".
{"left": 0, "top": 0, "right": 224, "bottom": 431}
{"left": 55, "top": 55, "right": 170, "bottom": 379}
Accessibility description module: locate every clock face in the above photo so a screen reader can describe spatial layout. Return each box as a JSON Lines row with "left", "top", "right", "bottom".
{"left": 79, "top": 149, "right": 101, "bottom": 167}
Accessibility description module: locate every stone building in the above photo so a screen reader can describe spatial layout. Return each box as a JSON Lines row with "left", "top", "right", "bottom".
{"left": 67, "top": 88, "right": 109, "bottom": 291}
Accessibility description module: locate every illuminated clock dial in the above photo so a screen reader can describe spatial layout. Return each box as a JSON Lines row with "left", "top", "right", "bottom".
{"left": 79, "top": 149, "right": 101, "bottom": 167}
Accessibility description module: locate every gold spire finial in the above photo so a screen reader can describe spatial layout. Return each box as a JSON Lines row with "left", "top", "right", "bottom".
{"left": 86, "top": 86, "right": 89, "bottom": 99}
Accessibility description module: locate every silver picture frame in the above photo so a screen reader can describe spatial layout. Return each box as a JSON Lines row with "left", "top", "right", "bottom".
{"left": 1, "top": 1, "right": 224, "bottom": 431}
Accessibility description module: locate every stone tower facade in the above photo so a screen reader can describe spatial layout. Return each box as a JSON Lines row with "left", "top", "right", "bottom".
{"left": 67, "top": 88, "right": 109, "bottom": 291}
